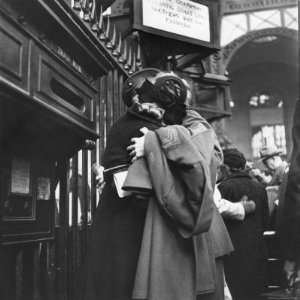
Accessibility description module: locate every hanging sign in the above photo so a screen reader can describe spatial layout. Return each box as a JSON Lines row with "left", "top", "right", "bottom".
{"left": 133, "top": 0, "right": 218, "bottom": 48}
{"left": 142, "top": 0, "right": 210, "bottom": 42}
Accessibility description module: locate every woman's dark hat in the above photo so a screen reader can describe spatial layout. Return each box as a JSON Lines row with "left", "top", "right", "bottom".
{"left": 122, "top": 68, "right": 161, "bottom": 107}
{"left": 223, "top": 148, "right": 246, "bottom": 170}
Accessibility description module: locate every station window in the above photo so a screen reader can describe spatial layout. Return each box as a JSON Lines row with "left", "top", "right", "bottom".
{"left": 249, "top": 91, "right": 286, "bottom": 158}
{"left": 251, "top": 125, "right": 286, "bottom": 158}
{"left": 221, "top": 6, "right": 298, "bottom": 46}
{"left": 283, "top": 7, "right": 298, "bottom": 30}
{"left": 249, "top": 9, "right": 281, "bottom": 31}
{"left": 221, "top": 14, "right": 248, "bottom": 46}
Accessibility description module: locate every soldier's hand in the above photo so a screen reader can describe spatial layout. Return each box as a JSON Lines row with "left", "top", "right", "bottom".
{"left": 127, "top": 127, "right": 149, "bottom": 162}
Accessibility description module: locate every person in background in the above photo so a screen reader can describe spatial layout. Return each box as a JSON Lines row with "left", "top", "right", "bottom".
{"left": 218, "top": 148, "right": 269, "bottom": 300}
{"left": 215, "top": 164, "right": 256, "bottom": 221}
{"left": 253, "top": 146, "right": 289, "bottom": 228}
{"left": 214, "top": 187, "right": 256, "bottom": 221}
{"left": 257, "top": 145, "right": 289, "bottom": 186}
{"left": 279, "top": 100, "right": 300, "bottom": 293}
{"left": 245, "top": 160, "right": 268, "bottom": 184}
{"left": 213, "top": 183, "right": 255, "bottom": 300}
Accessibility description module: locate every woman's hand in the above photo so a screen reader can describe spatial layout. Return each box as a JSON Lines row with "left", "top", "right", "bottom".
{"left": 127, "top": 127, "right": 149, "bottom": 162}
{"left": 92, "top": 163, "right": 105, "bottom": 192}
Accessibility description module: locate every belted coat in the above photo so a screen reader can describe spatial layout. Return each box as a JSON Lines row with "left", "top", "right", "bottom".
{"left": 132, "top": 111, "right": 233, "bottom": 300}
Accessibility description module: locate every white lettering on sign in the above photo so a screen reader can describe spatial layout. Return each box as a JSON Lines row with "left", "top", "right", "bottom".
{"left": 224, "top": 0, "right": 297, "bottom": 14}
{"left": 142, "top": 0, "right": 210, "bottom": 42}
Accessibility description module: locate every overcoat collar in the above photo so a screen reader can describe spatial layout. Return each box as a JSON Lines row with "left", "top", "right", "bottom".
{"left": 223, "top": 170, "right": 251, "bottom": 182}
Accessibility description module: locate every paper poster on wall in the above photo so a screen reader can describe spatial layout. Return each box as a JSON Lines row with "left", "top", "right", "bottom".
{"left": 11, "top": 158, "right": 30, "bottom": 194}
{"left": 37, "top": 177, "right": 51, "bottom": 200}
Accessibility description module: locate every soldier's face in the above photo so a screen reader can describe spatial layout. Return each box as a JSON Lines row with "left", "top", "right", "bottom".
{"left": 265, "top": 156, "right": 281, "bottom": 170}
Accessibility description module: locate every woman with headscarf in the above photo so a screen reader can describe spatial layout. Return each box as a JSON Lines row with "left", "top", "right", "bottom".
{"left": 218, "top": 148, "right": 269, "bottom": 300}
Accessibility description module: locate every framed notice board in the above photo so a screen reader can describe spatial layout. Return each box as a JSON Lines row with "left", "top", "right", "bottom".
{"left": 133, "top": 0, "right": 220, "bottom": 50}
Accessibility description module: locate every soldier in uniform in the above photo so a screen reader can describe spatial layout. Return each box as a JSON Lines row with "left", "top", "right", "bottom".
{"left": 260, "top": 146, "right": 289, "bottom": 186}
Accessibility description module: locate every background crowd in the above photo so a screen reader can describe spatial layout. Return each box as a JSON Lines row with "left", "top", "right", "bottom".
{"left": 87, "top": 69, "right": 300, "bottom": 300}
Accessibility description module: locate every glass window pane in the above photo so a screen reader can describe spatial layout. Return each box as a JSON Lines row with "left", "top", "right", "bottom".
{"left": 221, "top": 14, "right": 247, "bottom": 46}
{"left": 251, "top": 125, "right": 286, "bottom": 158}
{"left": 250, "top": 9, "right": 281, "bottom": 30}
{"left": 284, "top": 7, "right": 298, "bottom": 30}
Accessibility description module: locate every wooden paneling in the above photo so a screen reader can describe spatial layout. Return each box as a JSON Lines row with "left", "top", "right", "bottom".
{"left": 0, "top": 3, "right": 127, "bottom": 299}
{"left": 0, "top": 68, "right": 126, "bottom": 299}
{"left": 0, "top": 11, "right": 99, "bottom": 140}
{"left": 31, "top": 43, "right": 96, "bottom": 128}
{"left": 0, "top": 15, "right": 30, "bottom": 93}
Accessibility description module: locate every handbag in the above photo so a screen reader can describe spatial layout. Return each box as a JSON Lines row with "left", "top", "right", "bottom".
{"left": 123, "top": 158, "right": 153, "bottom": 195}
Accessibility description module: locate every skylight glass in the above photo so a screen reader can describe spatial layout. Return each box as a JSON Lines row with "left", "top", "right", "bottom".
{"left": 284, "top": 7, "right": 298, "bottom": 30}
{"left": 221, "top": 14, "right": 247, "bottom": 46}
{"left": 221, "top": 4, "right": 298, "bottom": 46}
{"left": 250, "top": 9, "right": 281, "bottom": 30}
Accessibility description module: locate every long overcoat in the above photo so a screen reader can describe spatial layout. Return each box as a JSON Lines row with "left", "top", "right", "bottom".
{"left": 81, "top": 108, "right": 232, "bottom": 300}
{"left": 82, "top": 110, "right": 161, "bottom": 300}
{"left": 218, "top": 171, "right": 269, "bottom": 300}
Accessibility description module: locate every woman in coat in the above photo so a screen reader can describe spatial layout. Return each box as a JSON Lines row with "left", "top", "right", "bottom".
{"left": 218, "top": 148, "right": 269, "bottom": 300}
{"left": 82, "top": 68, "right": 164, "bottom": 300}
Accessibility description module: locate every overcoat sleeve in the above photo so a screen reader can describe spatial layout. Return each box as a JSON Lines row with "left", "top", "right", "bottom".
{"left": 144, "top": 124, "right": 215, "bottom": 238}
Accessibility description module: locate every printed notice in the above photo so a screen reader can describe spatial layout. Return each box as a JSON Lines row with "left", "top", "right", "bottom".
{"left": 142, "top": 0, "right": 210, "bottom": 42}
{"left": 37, "top": 177, "right": 51, "bottom": 200}
{"left": 11, "top": 158, "right": 30, "bottom": 194}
